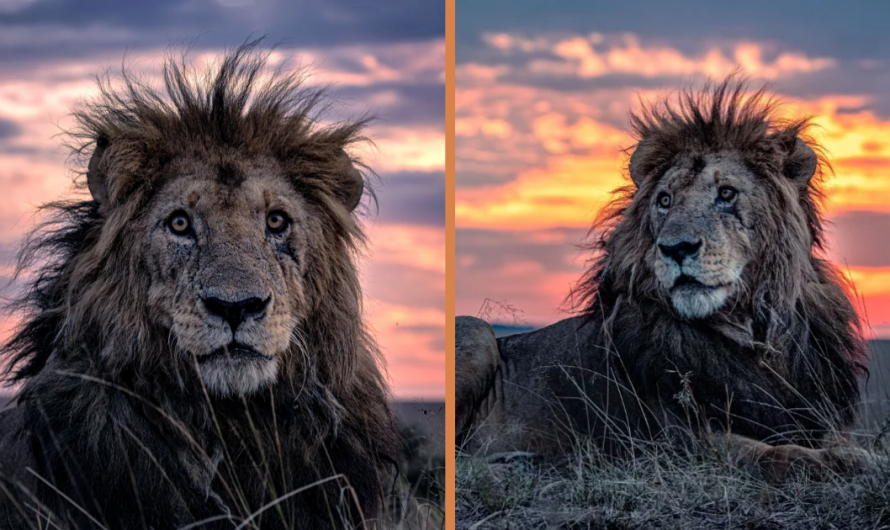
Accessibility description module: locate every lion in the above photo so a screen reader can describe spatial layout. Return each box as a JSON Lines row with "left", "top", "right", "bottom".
{"left": 0, "top": 40, "right": 400, "bottom": 529}
{"left": 456, "top": 77, "right": 871, "bottom": 481}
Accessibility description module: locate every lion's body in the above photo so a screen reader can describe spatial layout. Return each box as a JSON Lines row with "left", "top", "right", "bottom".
{"left": 0, "top": 41, "right": 399, "bottom": 529}
{"left": 458, "top": 300, "right": 860, "bottom": 461}
{"left": 456, "top": 78, "right": 868, "bottom": 474}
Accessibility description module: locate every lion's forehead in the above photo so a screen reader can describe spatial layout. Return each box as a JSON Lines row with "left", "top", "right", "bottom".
{"left": 159, "top": 159, "right": 291, "bottom": 203}
{"left": 663, "top": 152, "right": 753, "bottom": 191}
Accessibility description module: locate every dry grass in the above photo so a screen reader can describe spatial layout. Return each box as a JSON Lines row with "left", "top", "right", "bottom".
{"left": 456, "top": 421, "right": 890, "bottom": 530}
{"left": 0, "top": 397, "right": 444, "bottom": 530}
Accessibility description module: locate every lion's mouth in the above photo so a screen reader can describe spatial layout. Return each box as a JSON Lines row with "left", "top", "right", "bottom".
{"left": 198, "top": 343, "right": 273, "bottom": 364}
{"left": 671, "top": 274, "right": 719, "bottom": 292}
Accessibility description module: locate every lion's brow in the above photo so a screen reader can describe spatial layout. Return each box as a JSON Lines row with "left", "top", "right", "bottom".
{"left": 217, "top": 162, "right": 245, "bottom": 188}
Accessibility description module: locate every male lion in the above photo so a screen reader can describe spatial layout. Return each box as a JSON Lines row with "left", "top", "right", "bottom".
{"left": 456, "top": 78, "right": 871, "bottom": 480}
{"left": 0, "top": 41, "right": 400, "bottom": 529}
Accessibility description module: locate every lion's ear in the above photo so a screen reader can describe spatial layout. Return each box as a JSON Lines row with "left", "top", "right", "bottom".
{"left": 628, "top": 139, "right": 653, "bottom": 188}
{"left": 783, "top": 137, "right": 818, "bottom": 186}
{"left": 335, "top": 150, "right": 364, "bottom": 212}
{"left": 87, "top": 136, "right": 110, "bottom": 206}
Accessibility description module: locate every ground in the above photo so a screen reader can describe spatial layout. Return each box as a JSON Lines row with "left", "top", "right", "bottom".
{"left": 456, "top": 429, "right": 890, "bottom": 530}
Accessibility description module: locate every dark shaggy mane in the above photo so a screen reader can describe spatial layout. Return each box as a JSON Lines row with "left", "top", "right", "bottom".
{"left": 2, "top": 200, "right": 102, "bottom": 382}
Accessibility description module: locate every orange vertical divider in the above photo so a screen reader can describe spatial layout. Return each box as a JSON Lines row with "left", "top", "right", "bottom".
{"left": 444, "top": 0, "right": 456, "bottom": 527}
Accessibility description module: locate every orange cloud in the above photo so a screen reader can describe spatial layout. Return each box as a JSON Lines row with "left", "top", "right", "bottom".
{"left": 457, "top": 153, "right": 625, "bottom": 229}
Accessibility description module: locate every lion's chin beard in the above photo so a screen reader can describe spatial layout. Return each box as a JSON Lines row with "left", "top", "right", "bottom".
{"left": 197, "top": 345, "right": 279, "bottom": 397}
{"left": 669, "top": 276, "right": 730, "bottom": 319}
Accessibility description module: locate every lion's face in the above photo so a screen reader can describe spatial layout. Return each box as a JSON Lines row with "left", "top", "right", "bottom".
{"left": 649, "top": 152, "right": 757, "bottom": 319}
{"left": 143, "top": 156, "right": 313, "bottom": 397}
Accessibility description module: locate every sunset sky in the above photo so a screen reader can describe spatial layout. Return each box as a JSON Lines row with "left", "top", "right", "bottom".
{"left": 0, "top": 0, "right": 444, "bottom": 399}
{"left": 456, "top": 1, "right": 890, "bottom": 336}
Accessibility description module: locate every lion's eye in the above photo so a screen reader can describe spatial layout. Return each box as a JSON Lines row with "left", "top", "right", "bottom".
{"left": 657, "top": 192, "right": 672, "bottom": 209}
{"left": 168, "top": 211, "right": 191, "bottom": 235}
{"left": 718, "top": 186, "right": 737, "bottom": 202}
{"left": 266, "top": 211, "right": 289, "bottom": 234}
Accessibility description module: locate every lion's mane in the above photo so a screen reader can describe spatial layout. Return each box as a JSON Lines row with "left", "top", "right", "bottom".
{"left": 0, "top": 40, "right": 399, "bottom": 529}
{"left": 570, "top": 77, "right": 867, "bottom": 446}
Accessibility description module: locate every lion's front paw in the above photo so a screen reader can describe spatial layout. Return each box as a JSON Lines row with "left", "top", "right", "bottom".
{"left": 760, "top": 442, "right": 881, "bottom": 482}
{"left": 820, "top": 444, "right": 885, "bottom": 475}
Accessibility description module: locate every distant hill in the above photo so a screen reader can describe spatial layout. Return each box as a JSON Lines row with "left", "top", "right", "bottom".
{"left": 492, "top": 323, "right": 537, "bottom": 337}
{"left": 862, "top": 340, "right": 890, "bottom": 428}
{"left": 391, "top": 400, "right": 445, "bottom": 452}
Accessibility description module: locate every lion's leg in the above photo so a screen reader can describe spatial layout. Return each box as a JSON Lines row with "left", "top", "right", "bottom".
{"left": 719, "top": 433, "right": 878, "bottom": 482}
{"left": 455, "top": 316, "right": 500, "bottom": 442}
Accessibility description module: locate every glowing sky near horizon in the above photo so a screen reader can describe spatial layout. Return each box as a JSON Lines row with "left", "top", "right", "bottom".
{"left": 0, "top": 1, "right": 444, "bottom": 399}
{"left": 456, "top": 17, "right": 890, "bottom": 338}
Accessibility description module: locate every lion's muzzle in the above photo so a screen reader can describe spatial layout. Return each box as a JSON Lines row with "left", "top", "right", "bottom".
{"left": 655, "top": 235, "right": 737, "bottom": 319}
{"left": 192, "top": 287, "right": 282, "bottom": 396}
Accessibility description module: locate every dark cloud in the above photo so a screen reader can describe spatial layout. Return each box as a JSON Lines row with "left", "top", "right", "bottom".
{"left": 375, "top": 170, "right": 444, "bottom": 226}
{"left": 775, "top": 65, "right": 890, "bottom": 120}
{"left": 457, "top": 227, "right": 588, "bottom": 275}
{"left": 457, "top": 144, "right": 552, "bottom": 188}
{"left": 0, "top": 118, "right": 22, "bottom": 140}
{"left": 395, "top": 324, "right": 443, "bottom": 335}
{"left": 334, "top": 83, "right": 445, "bottom": 128}
{"left": 456, "top": 1, "right": 890, "bottom": 121}
{"left": 483, "top": 72, "right": 684, "bottom": 101}
{"left": 1, "top": 0, "right": 223, "bottom": 27}
{"left": 1, "top": 0, "right": 444, "bottom": 64}
{"left": 425, "top": 337, "right": 445, "bottom": 355}
{"left": 828, "top": 211, "right": 890, "bottom": 268}
{"left": 388, "top": 351, "right": 444, "bottom": 368}
{"left": 491, "top": 323, "right": 536, "bottom": 337}
{"left": 457, "top": 0, "right": 890, "bottom": 63}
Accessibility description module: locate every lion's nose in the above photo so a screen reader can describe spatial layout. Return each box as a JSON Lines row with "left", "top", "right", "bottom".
{"left": 202, "top": 295, "right": 270, "bottom": 332}
{"left": 658, "top": 238, "right": 702, "bottom": 265}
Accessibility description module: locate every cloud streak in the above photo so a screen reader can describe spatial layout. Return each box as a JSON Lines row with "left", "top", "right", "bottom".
{"left": 480, "top": 32, "right": 835, "bottom": 80}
